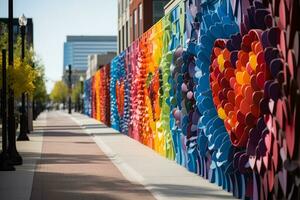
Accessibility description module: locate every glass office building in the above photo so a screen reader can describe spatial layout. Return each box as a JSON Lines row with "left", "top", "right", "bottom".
{"left": 62, "top": 35, "right": 117, "bottom": 85}
{"left": 63, "top": 36, "right": 117, "bottom": 71}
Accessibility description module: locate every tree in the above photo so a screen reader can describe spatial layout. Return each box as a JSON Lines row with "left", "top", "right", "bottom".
{"left": 32, "top": 59, "right": 47, "bottom": 101}
{"left": 50, "top": 81, "right": 68, "bottom": 107}
{"left": 32, "top": 59, "right": 47, "bottom": 118}
{"left": 0, "top": 22, "right": 37, "bottom": 98}
{"left": 0, "top": 22, "right": 47, "bottom": 120}
{"left": 71, "top": 82, "right": 82, "bottom": 111}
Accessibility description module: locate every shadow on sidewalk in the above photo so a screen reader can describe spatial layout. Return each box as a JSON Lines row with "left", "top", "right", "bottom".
{"left": 20, "top": 151, "right": 111, "bottom": 165}
{"left": 33, "top": 131, "right": 120, "bottom": 137}
{"left": 29, "top": 169, "right": 234, "bottom": 200}
{"left": 148, "top": 183, "right": 235, "bottom": 199}
{"left": 83, "top": 124, "right": 107, "bottom": 128}
{"left": 34, "top": 124, "right": 109, "bottom": 132}
{"left": 30, "top": 171, "right": 155, "bottom": 200}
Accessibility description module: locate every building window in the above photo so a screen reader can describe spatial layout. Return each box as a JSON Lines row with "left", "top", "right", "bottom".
{"left": 137, "top": 6, "right": 140, "bottom": 36}
{"left": 125, "top": 21, "right": 128, "bottom": 48}
{"left": 120, "top": 0, "right": 123, "bottom": 16}
{"left": 123, "top": 0, "right": 126, "bottom": 13}
{"left": 118, "top": 30, "right": 121, "bottom": 53}
{"left": 134, "top": 9, "right": 138, "bottom": 39}
{"left": 130, "top": 15, "right": 133, "bottom": 42}
{"left": 132, "top": 10, "right": 135, "bottom": 41}
{"left": 118, "top": 1, "right": 120, "bottom": 17}
{"left": 139, "top": 3, "right": 142, "bottom": 35}
{"left": 122, "top": 25, "right": 125, "bottom": 51}
{"left": 152, "top": 0, "right": 168, "bottom": 24}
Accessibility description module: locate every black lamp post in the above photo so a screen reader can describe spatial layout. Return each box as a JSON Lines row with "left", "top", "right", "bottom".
{"left": 7, "top": 0, "right": 23, "bottom": 165}
{"left": 79, "top": 76, "right": 84, "bottom": 113}
{"left": 32, "top": 63, "right": 36, "bottom": 120}
{"left": 68, "top": 65, "right": 72, "bottom": 114}
{"left": 0, "top": 49, "right": 15, "bottom": 171}
{"left": 18, "top": 14, "right": 29, "bottom": 141}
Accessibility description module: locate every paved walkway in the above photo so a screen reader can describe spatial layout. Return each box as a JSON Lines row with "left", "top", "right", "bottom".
{"left": 0, "top": 115, "right": 44, "bottom": 200}
{"left": 0, "top": 111, "right": 237, "bottom": 200}
{"left": 30, "top": 111, "right": 155, "bottom": 200}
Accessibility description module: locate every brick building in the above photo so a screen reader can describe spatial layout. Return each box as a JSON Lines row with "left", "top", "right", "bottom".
{"left": 130, "top": 0, "right": 170, "bottom": 42}
{"left": 118, "top": 0, "right": 170, "bottom": 53}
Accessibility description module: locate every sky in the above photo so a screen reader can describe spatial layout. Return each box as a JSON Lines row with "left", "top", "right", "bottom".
{"left": 0, "top": 0, "right": 117, "bottom": 93}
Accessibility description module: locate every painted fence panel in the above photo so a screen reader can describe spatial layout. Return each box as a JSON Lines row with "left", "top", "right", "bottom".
{"left": 83, "top": 0, "right": 300, "bottom": 198}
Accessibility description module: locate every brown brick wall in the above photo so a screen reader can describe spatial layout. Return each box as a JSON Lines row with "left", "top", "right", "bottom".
{"left": 129, "top": 0, "right": 153, "bottom": 43}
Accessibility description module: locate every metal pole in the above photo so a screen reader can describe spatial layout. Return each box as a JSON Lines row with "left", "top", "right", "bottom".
{"left": 68, "top": 65, "right": 72, "bottom": 114}
{"left": 77, "top": 96, "right": 79, "bottom": 112}
{"left": 26, "top": 39, "right": 33, "bottom": 133}
{"left": 32, "top": 63, "right": 36, "bottom": 120}
{"left": 18, "top": 25, "right": 29, "bottom": 141}
{"left": 1, "top": 50, "right": 8, "bottom": 155}
{"left": 0, "top": 49, "right": 15, "bottom": 171}
{"left": 80, "top": 81, "right": 83, "bottom": 113}
{"left": 7, "top": 0, "right": 23, "bottom": 165}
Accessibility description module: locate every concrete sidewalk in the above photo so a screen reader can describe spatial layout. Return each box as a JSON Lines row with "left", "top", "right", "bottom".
{"left": 0, "top": 113, "right": 45, "bottom": 200}
{"left": 0, "top": 111, "right": 236, "bottom": 200}
{"left": 71, "top": 112, "right": 236, "bottom": 200}
{"left": 30, "top": 111, "right": 155, "bottom": 200}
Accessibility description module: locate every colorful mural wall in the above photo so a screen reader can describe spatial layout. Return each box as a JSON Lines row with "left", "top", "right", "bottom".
{"left": 85, "top": 64, "right": 111, "bottom": 126}
{"left": 84, "top": 0, "right": 300, "bottom": 199}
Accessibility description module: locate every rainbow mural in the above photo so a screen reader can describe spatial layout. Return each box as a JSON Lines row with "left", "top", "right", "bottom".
{"left": 84, "top": 0, "right": 300, "bottom": 199}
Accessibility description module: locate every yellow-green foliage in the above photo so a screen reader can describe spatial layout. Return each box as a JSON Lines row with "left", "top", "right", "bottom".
{"left": 33, "top": 60, "right": 47, "bottom": 103}
{"left": 71, "top": 82, "right": 82, "bottom": 103}
{"left": 0, "top": 23, "right": 37, "bottom": 98}
{"left": 6, "top": 56, "right": 36, "bottom": 97}
{"left": 50, "top": 81, "right": 68, "bottom": 103}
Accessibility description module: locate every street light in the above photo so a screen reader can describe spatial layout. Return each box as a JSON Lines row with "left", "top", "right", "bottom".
{"left": 20, "top": 15, "right": 33, "bottom": 131}
{"left": 79, "top": 76, "right": 84, "bottom": 113}
{"left": 7, "top": 0, "right": 23, "bottom": 165}
{"left": 68, "top": 65, "right": 72, "bottom": 114}
{"left": 0, "top": 49, "right": 15, "bottom": 171}
{"left": 17, "top": 13, "right": 29, "bottom": 141}
{"left": 18, "top": 13, "right": 27, "bottom": 26}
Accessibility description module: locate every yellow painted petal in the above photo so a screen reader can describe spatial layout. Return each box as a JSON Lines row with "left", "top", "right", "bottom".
{"left": 218, "top": 107, "right": 227, "bottom": 120}
{"left": 236, "top": 71, "right": 244, "bottom": 85}
{"left": 249, "top": 54, "right": 257, "bottom": 70}
{"left": 217, "top": 54, "right": 225, "bottom": 72}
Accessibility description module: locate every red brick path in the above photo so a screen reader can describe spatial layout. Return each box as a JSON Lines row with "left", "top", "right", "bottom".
{"left": 30, "top": 112, "right": 156, "bottom": 200}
